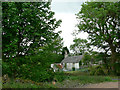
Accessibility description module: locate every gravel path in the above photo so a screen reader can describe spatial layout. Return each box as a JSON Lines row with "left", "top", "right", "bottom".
{"left": 81, "top": 82, "right": 119, "bottom": 88}
{"left": 55, "top": 80, "right": 119, "bottom": 88}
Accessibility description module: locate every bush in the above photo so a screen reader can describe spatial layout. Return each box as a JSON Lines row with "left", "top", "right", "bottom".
{"left": 94, "top": 67, "right": 105, "bottom": 75}
{"left": 2, "top": 57, "right": 55, "bottom": 82}
{"left": 2, "top": 61, "right": 12, "bottom": 76}
{"left": 89, "top": 65, "right": 106, "bottom": 75}
{"left": 113, "top": 63, "right": 120, "bottom": 76}
{"left": 54, "top": 72, "right": 66, "bottom": 82}
{"left": 20, "top": 66, "right": 55, "bottom": 82}
{"left": 2, "top": 51, "right": 64, "bottom": 82}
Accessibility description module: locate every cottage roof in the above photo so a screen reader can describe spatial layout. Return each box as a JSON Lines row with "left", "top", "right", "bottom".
{"left": 61, "top": 55, "right": 83, "bottom": 63}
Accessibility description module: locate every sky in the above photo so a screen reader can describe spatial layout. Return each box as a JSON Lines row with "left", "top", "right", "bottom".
{"left": 51, "top": 0, "right": 89, "bottom": 51}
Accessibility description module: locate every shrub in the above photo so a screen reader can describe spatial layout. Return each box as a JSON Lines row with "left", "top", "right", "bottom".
{"left": 2, "top": 61, "right": 12, "bottom": 76}
{"left": 2, "top": 51, "right": 63, "bottom": 82}
{"left": 113, "top": 63, "right": 120, "bottom": 76}
{"left": 89, "top": 65, "right": 106, "bottom": 75}
{"left": 20, "top": 66, "right": 55, "bottom": 82}
{"left": 54, "top": 72, "right": 66, "bottom": 82}
{"left": 2, "top": 58, "right": 55, "bottom": 82}
{"left": 94, "top": 67, "right": 105, "bottom": 75}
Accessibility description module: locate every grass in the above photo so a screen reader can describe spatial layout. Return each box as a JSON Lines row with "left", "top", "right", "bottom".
{"left": 65, "top": 70, "right": 89, "bottom": 76}
{"left": 2, "top": 80, "right": 57, "bottom": 88}
{"left": 3, "top": 82, "right": 42, "bottom": 88}
{"left": 53, "top": 71, "right": 118, "bottom": 88}
{"left": 63, "top": 70, "right": 118, "bottom": 84}
{"left": 66, "top": 75, "right": 112, "bottom": 84}
{"left": 2, "top": 70, "right": 118, "bottom": 88}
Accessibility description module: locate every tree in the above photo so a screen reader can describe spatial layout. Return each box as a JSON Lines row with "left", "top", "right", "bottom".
{"left": 2, "top": 2, "right": 62, "bottom": 59}
{"left": 76, "top": 2, "right": 120, "bottom": 71}
{"left": 34, "top": 31, "right": 64, "bottom": 63}
{"left": 70, "top": 38, "right": 90, "bottom": 55}
{"left": 82, "top": 52, "right": 91, "bottom": 65}
{"left": 43, "top": 31, "right": 64, "bottom": 54}
{"left": 2, "top": 2, "right": 63, "bottom": 79}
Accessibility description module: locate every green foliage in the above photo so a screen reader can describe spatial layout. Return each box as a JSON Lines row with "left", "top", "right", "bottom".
{"left": 76, "top": 1, "right": 120, "bottom": 72}
{"left": 66, "top": 75, "right": 112, "bottom": 84}
{"left": 64, "top": 63, "right": 67, "bottom": 68}
{"left": 65, "top": 70, "right": 89, "bottom": 76}
{"left": 3, "top": 81, "right": 42, "bottom": 88}
{"left": 2, "top": 2, "right": 64, "bottom": 83}
{"left": 111, "top": 63, "right": 120, "bottom": 76}
{"left": 70, "top": 38, "right": 90, "bottom": 55}
{"left": 2, "top": 2, "right": 62, "bottom": 58}
{"left": 2, "top": 51, "right": 64, "bottom": 82}
{"left": 79, "top": 68, "right": 89, "bottom": 72}
{"left": 2, "top": 78, "right": 57, "bottom": 88}
{"left": 29, "top": 68, "right": 54, "bottom": 82}
{"left": 2, "top": 46, "right": 63, "bottom": 82}
{"left": 82, "top": 52, "right": 91, "bottom": 65}
{"left": 94, "top": 67, "right": 105, "bottom": 75}
{"left": 54, "top": 72, "right": 66, "bottom": 82}
{"left": 2, "top": 61, "right": 12, "bottom": 76}
{"left": 2, "top": 70, "right": 117, "bottom": 88}
{"left": 89, "top": 65, "right": 109, "bottom": 75}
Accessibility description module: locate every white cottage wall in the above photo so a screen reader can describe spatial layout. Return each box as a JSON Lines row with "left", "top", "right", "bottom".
{"left": 72, "top": 63, "right": 75, "bottom": 67}
{"left": 75, "top": 63, "right": 79, "bottom": 69}
{"left": 67, "top": 63, "right": 73, "bottom": 70}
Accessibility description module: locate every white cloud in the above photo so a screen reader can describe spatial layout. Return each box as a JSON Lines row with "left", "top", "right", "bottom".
{"left": 54, "top": 13, "right": 76, "bottom": 47}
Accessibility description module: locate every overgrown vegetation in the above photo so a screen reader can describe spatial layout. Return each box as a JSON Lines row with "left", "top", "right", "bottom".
{"left": 2, "top": 71, "right": 118, "bottom": 88}
{"left": 2, "top": 78, "right": 57, "bottom": 88}
{"left": 2, "top": 2, "right": 63, "bottom": 83}
{"left": 89, "top": 65, "right": 108, "bottom": 76}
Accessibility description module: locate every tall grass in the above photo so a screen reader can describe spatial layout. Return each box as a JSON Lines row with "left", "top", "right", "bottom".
{"left": 2, "top": 78, "right": 57, "bottom": 88}
{"left": 3, "top": 82, "right": 42, "bottom": 88}
{"left": 63, "top": 71, "right": 115, "bottom": 84}
{"left": 67, "top": 75, "right": 112, "bottom": 84}
{"left": 2, "top": 70, "right": 118, "bottom": 88}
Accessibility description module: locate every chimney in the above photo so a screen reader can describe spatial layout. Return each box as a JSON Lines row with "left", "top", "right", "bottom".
{"left": 64, "top": 50, "right": 68, "bottom": 58}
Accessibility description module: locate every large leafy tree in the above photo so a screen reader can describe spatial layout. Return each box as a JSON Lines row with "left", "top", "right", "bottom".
{"left": 2, "top": 2, "right": 62, "bottom": 59}
{"left": 76, "top": 2, "right": 120, "bottom": 71}
{"left": 2, "top": 2, "right": 63, "bottom": 79}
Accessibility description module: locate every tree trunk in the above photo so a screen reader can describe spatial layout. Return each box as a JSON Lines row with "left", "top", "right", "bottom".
{"left": 109, "top": 43, "right": 117, "bottom": 74}
{"left": 102, "top": 54, "right": 110, "bottom": 74}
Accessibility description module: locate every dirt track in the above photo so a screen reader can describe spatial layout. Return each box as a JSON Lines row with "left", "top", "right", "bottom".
{"left": 55, "top": 79, "right": 119, "bottom": 88}
{"left": 82, "top": 82, "right": 119, "bottom": 88}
